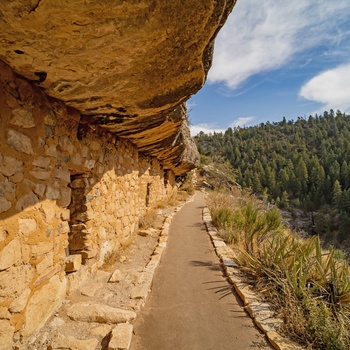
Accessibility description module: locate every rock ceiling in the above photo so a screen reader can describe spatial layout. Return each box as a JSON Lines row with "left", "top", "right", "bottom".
{"left": 0, "top": 0, "right": 236, "bottom": 174}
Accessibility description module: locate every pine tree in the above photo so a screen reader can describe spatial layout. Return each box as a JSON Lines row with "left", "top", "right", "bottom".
{"left": 332, "top": 180, "right": 342, "bottom": 207}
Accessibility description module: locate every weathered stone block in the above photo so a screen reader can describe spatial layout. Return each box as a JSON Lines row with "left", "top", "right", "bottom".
{"left": 10, "top": 107, "right": 35, "bottom": 128}
{"left": 22, "top": 275, "right": 67, "bottom": 337}
{"left": 72, "top": 152, "right": 83, "bottom": 165}
{"left": 66, "top": 302, "right": 136, "bottom": 323}
{"left": 68, "top": 239, "right": 86, "bottom": 251}
{"left": 16, "top": 191, "right": 39, "bottom": 211}
{"left": 0, "top": 154, "right": 23, "bottom": 177}
{"left": 70, "top": 178, "right": 85, "bottom": 188}
{"left": 0, "top": 306, "right": 10, "bottom": 319}
{"left": 65, "top": 254, "right": 82, "bottom": 272}
{"left": 266, "top": 331, "right": 303, "bottom": 350}
{"left": 44, "top": 111, "right": 57, "bottom": 126}
{"left": 0, "top": 238, "right": 21, "bottom": 270}
{"left": 54, "top": 168, "right": 71, "bottom": 182}
{"left": 34, "top": 264, "right": 62, "bottom": 288}
{"left": 36, "top": 251, "right": 54, "bottom": 275}
{"left": 84, "top": 159, "right": 95, "bottom": 169}
{"left": 34, "top": 183, "right": 46, "bottom": 198}
{"left": 31, "top": 242, "right": 52, "bottom": 257}
{"left": 58, "top": 135, "right": 75, "bottom": 154}
{"left": 60, "top": 209, "right": 70, "bottom": 221}
{"left": 0, "top": 265, "right": 33, "bottom": 301}
{"left": 9, "top": 287, "right": 31, "bottom": 313}
{"left": 108, "top": 323, "right": 133, "bottom": 350}
{"left": 57, "top": 187, "right": 71, "bottom": 207}
{"left": 109, "top": 268, "right": 124, "bottom": 283}
{"left": 130, "top": 284, "right": 149, "bottom": 300}
{"left": 91, "top": 324, "right": 112, "bottom": 337}
{"left": 80, "top": 249, "right": 97, "bottom": 259}
{"left": 45, "top": 144, "right": 58, "bottom": 157}
{"left": 80, "top": 282, "right": 102, "bottom": 297}
{"left": 57, "top": 221, "right": 70, "bottom": 235}
{"left": 32, "top": 156, "right": 51, "bottom": 168}
{"left": 29, "top": 169, "right": 52, "bottom": 180}
{"left": 18, "top": 217, "right": 37, "bottom": 235}
{"left": 0, "top": 197, "right": 11, "bottom": 213}
{"left": 45, "top": 186, "right": 60, "bottom": 200}
{"left": 50, "top": 334, "right": 99, "bottom": 350}
{"left": 0, "top": 320, "right": 15, "bottom": 350}
{"left": 10, "top": 172, "right": 24, "bottom": 183}
{"left": 7, "top": 129, "right": 33, "bottom": 154}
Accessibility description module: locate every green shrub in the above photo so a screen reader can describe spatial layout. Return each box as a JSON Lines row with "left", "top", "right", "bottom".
{"left": 208, "top": 194, "right": 350, "bottom": 349}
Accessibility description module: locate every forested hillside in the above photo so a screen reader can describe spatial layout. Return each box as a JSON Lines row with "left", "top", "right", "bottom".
{"left": 195, "top": 110, "right": 350, "bottom": 248}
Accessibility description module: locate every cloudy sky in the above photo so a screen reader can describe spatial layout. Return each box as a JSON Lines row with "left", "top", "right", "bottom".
{"left": 189, "top": 0, "right": 350, "bottom": 135}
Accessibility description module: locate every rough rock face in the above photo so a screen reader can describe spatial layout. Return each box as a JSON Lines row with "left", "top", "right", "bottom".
{"left": 0, "top": 0, "right": 236, "bottom": 174}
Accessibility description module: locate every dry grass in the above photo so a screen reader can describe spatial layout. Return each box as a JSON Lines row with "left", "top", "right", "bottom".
{"left": 176, "top": 190, "right": 191, "bottom": 202}
{"left": 153, "top": 192, "right": 178, "bottom": 209}
{"left": 208, "top": 190, "right": 350, "bottom": 349}
{"left": 139, "top": 208, "right": 159, "bottom": 230}
{"left": 100, "top": 250, "right": 120, "bottom": 271}
{"left": 179, "top": 171, "right": 195, "bottom": 195}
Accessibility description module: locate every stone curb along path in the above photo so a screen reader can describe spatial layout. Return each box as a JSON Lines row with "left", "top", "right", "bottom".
{"left": 24, "top": 196, "right": 194, "bottom": 350}
{"left": 202, "top": 207, "right": 305, "bottom": 350}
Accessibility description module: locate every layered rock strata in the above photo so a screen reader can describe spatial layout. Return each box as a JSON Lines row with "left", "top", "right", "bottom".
{"left": 0, "top": 0, "right": 236, "bottom": 173}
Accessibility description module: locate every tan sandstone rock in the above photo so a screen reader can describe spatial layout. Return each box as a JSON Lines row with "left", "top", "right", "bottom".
{"left": 22, "top": 274, "right": 67, "bottom": 337}
{"left": 65, "top": 254, "right": 82, "bottom": 273}
{"left": 50, "top": 333, "right": 99, "bottom": 350}
{"left": 0, "top": 238, "right": 21, "bottom": 270}
{"left": 0, "top": 0, "right": 237, "bottom": 173}
{"left": 0, "top": 320, "right": 15, "bottom": 350}
{"left": 66, "top": 302, "right": 136, "bottom": 324}
{"left": 108, "top": 323, "right": 133, "bottom": 350}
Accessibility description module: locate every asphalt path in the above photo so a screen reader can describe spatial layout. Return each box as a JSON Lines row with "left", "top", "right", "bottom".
{"left": 130, "top": 191, "right": 271, "bottom": 350}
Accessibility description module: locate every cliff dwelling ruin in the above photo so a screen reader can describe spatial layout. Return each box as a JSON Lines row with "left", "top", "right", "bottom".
{"left": 0, "top": 0, "right": 236, "bottom": 348}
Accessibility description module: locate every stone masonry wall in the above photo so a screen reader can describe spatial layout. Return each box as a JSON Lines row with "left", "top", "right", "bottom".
{"left": 0, "top": 62, "right": 176, "bottom": 348}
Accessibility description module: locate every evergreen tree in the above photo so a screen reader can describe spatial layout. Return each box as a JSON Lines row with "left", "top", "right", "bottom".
{"left": 194, "top": 110, "right": 350, "bottom": 247}
{"left": 332, "top": 180, "right": 342, "bottom": 207}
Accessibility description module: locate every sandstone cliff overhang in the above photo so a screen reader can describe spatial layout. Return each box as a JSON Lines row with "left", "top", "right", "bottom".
{"left": 0, "top": 0, "right": 236, "bottom": 174}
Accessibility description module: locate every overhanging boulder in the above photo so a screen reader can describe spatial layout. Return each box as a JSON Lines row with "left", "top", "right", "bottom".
{"left": 0, "top": 0, "right": 236, "bottom": 173}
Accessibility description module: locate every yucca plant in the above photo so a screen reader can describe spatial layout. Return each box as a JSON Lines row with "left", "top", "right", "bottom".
{"left": 208, "top": 192, "right": 350, "bottom": 349}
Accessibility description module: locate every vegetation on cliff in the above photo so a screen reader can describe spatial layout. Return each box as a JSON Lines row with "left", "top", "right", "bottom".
{"left": 195, "top": 110, "right": 350, "bottom": 249}
{"left": 196, "top": 110, "right": 350, "bottom": 348}
{"left": 207, "top": 191, "right": 350, "bottom": 349}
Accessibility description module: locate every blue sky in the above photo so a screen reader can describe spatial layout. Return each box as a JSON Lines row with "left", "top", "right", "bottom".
{"left": 189, "top": 0, "right": 350, "bottom": 135}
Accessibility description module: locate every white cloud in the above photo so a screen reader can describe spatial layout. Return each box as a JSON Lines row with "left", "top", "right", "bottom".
{"left": 186, "top": 101, "right": 197, "bottom": 110}
{"left": 190, "top": 123, "right": 225, "bottom": 136}
{"left": 209, "top": 0, "right": 350, "bottom": 89}
{"left": 190, "top": 117, "right": 255, "bottom": 136}
{"left": 299, "top": 63, "right": 350, "bottom": 112}
{"left": 230, "top": 117, "right": 255, "bottom": 128}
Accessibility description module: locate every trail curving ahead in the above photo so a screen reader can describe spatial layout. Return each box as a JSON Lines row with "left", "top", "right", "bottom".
{"left": 130, "top": 191, "right": 271, "bottom": 350}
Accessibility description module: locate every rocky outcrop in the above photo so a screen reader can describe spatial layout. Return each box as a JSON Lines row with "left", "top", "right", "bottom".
{"left": 0, "top": 0, "right": 236, "bottom": 174}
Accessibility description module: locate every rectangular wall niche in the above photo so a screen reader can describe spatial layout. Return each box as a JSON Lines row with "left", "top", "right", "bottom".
{"left": 68, "top": 172, "right": 91, "bottom": 263}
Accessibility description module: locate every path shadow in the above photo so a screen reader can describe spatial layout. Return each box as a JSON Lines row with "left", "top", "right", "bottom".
{"left": 202, "top": 280, "right": 245, "bottom": 307}
{"left": 190, "top": 260, "right": 222, "bottom": 271}
{"left": 189, "top": 222, "right": 207, "bottom": 230}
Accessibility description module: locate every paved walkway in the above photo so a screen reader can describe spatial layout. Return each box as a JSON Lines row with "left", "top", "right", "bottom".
{"left": 130, "top": 191, "right": 271, "bottom": 350}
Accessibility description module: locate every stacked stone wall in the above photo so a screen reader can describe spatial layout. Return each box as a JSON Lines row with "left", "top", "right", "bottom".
{"left": 0, "top": 62, "right": 176, "bottom": 347}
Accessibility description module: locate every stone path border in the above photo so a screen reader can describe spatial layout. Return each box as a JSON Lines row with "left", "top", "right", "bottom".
{"left": 202, "top": 207, "right": 304, "bottom": 350}
{"left": 24, "top": 196, "right": 195, "bottom": 350}
{"left": 112, "top": 195, "right": 195, "bottom": 350}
